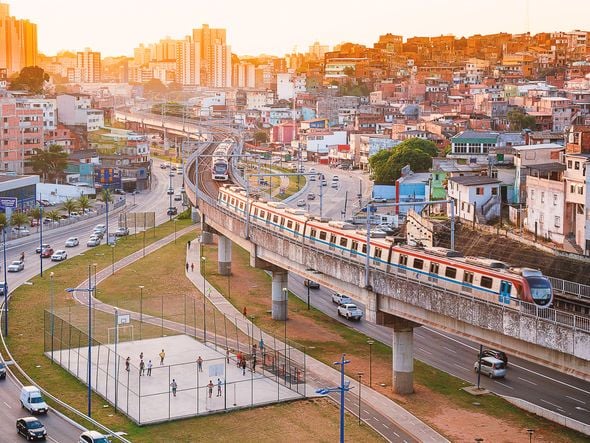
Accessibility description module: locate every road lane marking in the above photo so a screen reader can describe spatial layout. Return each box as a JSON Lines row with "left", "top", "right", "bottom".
{"left": 373, "top": 417, "right": 379, "bottom": 422}
{"left": 494, "top": 381, "right": 513, "bottom": 390}
{"left": 443, "top": 346, "right": 457, "bottom": 354}
{"left": 566, "top": 395, "right": 586, "bottom": 404}
{"left": 364, "top": 409, "right": 370, "bottom": 414}
{"left": 383, "top": 424, "right": 389, "bottom": 429}
{"left": 453, "top": 363, "right": 469, "bottom": 372}
{"left": 417, "top": 347, "right": 432, "bottom": 355}
{"left": 518, "top": 377, "right": 537, "bottom": 386}
{"left": 3, "top": 401, "right": 11, "bottom": 408}
{"left": 540, "top": 398, "right": 562, "bottom": 409}
{"left": 393, "top": 432, "right": 400, "bottom": 437}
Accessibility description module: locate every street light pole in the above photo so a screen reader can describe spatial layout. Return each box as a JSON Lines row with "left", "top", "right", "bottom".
{"left": 139, "top": 285, "right": 144, "bottom": 340}
{"left": 2, "top": 226, "right": 8, "bottom": 337}
{"left": 39, "top": 205, "right": 43, "bottom": 277}
{"left": 367, "top": 339, "right": 374, "bottom": 387}
{"left": 202, "top": 256, "right": 206, "bottom": 342}
{"left": 174, "top": 219, "right": 177, "bottom": 244}
{"left": 111, "top": 245, "right": 115, "bottom": 275}
{"left": 283, "top": 287, "right": 288, "bottom": 357}
{"left": 87, "top": 264, "right": 93, "bottom": 417}
{"left": 357, "top": 372, "right": 364, "bottom": 425}
{"left": 307, "top": 283, "right": 310, "bottom": 310}
{"left": 50, "top": 272, "right": 54, "bottom": 363}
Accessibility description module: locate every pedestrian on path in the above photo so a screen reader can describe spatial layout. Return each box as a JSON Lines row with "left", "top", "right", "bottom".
{"left": 237, "top": 351, "right": 243, "bottom": 367}
{"left": 170, "top": 379, "right": 177, "bottom": 397}
{"left": 187, "top": 240, "right": 191, "bottom": 248}
{"left": 252, "top": 355, "right": 257, "bottom": 373}
{"left": 159, "top": 349, "right": 165, "bottom": 365}
{"left": 197, "top": 356, "right": 203, "bottom": 372}
{"left": 252, "top": 343, "right": 257, "bottom": 356}
{"left": 139, "top": 352, "right": 144, "bottom": 363}
{"left": 217, "top": 378, "right": 222, "bottom": 397}
{"left": 207, "top": 380, "right": 214, "bottom": 398}
{"left": 125, "top": 357, "right": 130, "bottom": 372}
{"left": 147, "top": 360, "right": 152, "bottom": 376}
{"left": 241, "top": 358, "right": 247, "bottom": 376}
{"left": 242, "top": 306, "right": 247, "bottom": 317}
{"left": 191, "top": 263, "right": 195, "bottom": 272}
{"left": 226, "top": 348, "right": 230, "bottom": 364}
{"left": 139, "top": 359, "right": 145, "bottom": 376}
{"left": 186, "top": 262, "right": 189, "bottom": 272}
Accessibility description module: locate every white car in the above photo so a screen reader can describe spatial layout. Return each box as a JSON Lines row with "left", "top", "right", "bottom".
{"left": 94, "top": 224, "right": 106, "bottom": 234}
{"left": 296, "top": 199, "right": 306, "bottom": 207}
{"left": 79, "top": 430, "right": 110, "bottom": 443}
{"left": 65, "top": 237, "right": 79, "bottom": 247}
{"left": 7, "top": 260, "right": 24, "bottom": 272}
{"left": 337, "top": 303, "right": 363, "bottom": 321}
{"left": 13, "top": 226, "right": 30, "bottom": 236}
{"left": 87, "top": 236, "right": 101, "bottom": 247}
{"left": 51, "top": 250, "right": 68, "bottom": 261}
{"left": 167, "top": 187, "right": 174, "bottom": 195}
{"left": 331, "top": 293, "right": 353, "bottom": 305}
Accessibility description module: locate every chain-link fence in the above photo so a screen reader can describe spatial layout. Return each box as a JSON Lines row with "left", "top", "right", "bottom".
{"left": 44, "top": 303, "right": 306, "bottom": 425}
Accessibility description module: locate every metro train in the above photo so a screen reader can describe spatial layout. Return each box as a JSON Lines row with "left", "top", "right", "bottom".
{"left": 211, "top": 138, "right": 235, "bottom": 181}
{"left": 218, "top": 185, "right": 554, "bottom": 308}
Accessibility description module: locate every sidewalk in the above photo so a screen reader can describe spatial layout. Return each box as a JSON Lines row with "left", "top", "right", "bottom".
{"left": 186, "top": 240, "right": 448, "bottom": 443}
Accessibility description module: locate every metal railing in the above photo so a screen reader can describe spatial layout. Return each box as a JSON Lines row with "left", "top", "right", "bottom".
{"left": 548, "top": 276, "right": 590, "bottom": 301}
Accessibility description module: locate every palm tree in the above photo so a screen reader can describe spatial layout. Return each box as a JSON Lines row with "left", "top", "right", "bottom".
{"left": 78, "top": 195, "right": 93, "bottom": 214}
{"left": 0, "top": 213, "right": 7, "bottom": 231}
{"left": 46, "top": 210, "right": 60, "bottom": 222}
{"left": 99, "top": 189, "right": 114, "bottom": 243}
{"left": 62, "top": 198, "right": 79, "bottom": 217}
{"left": 28, "top": 207, "right": 41, "bottom": 222}
{"left": 10, "top": 211, "right": 29, "bottom": 231}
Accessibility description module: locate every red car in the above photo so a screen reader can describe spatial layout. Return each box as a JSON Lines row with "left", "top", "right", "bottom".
{"left": 40, "top": 247, "right": 54, "bottom": 258}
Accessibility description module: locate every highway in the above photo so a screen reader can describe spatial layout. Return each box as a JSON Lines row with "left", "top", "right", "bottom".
{"left": 0, "top": 159, "right": 175, "bottom": 442}
{"left": 286, "top": 163, "right": 590, "bottom": 427}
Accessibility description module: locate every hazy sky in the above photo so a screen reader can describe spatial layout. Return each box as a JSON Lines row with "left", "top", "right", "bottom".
{"left": 7, "top": 0, "right": 590, "bottom": 57}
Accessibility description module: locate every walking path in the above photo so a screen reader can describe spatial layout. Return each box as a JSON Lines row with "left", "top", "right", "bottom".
{"left": 185, "top": 240, "right": 448, "bottom": 443}
{"left": 70, "top": 224, "right": 447, "bottom": 442}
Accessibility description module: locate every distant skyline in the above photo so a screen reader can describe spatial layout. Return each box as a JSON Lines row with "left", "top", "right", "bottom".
{"left": 7, "top": 0, "right": 590, "bottom": 57}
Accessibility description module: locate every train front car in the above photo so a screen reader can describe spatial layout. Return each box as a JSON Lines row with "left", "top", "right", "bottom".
{"left": 212, "top": 157, "right": 229, "bottom": 181}
{"left": 521, "top": 269, "right": 553, "bottom": 307}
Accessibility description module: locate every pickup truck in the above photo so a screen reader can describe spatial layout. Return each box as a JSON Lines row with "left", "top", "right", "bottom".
{"left": 331, "top": 293, "right": 352, "bottom": 305}
{"left": 337, "top": 303, "right": 363, "bottom": 321}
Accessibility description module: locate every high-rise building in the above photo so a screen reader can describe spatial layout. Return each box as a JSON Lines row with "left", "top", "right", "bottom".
{"left": 192, "top": 24, "right": 232, "bottom": 87}
{"left": 154, "top": 38, "right": 178, "bottom": 62}
{"left": 133, "top": 44, "right": 152, "bottom": 66}
{"left": 176, "top": 37, "right": 200, "bottom": 86}
{"left": 0, "top": 2, "right": 38, "bottom": 75}
{"left": 76, "top": 49, "right": 101, "bottom": 83}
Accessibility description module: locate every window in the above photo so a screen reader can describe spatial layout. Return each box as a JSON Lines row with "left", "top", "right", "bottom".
{"left": 445, "top": 267, "right": 457, "bottom": 279}
{"left": 413, "top": 258, "right": 424, "bottom": 270}
{"left": 310, "top": 229, "right": 317, "bottom": 238}
{"left": 399, "top": 255, "right": 408, "bottom": 266}
{"left": 351, "top": 240, "right": 359, "bottom": 251}
{"left": 330, "top": 234, "right": 337, "bottom": 244}
{"left": 294, "top": 223, "right": 300, "bottom": 232}
{"left": 340, "top": 237, "right": 348, "bottom": 247}
{"left": 273, "top": 215, "right": 279, "bottom": 224}
{"left": 579, "top": 186, "right": 584, "bottom": 195}
{"left": 463, "top": 271, "right": 474, "bottom": 284}
{"left": 555, "top": 216, "right": 561, "bottom": 228}
{"left": 374, "top": 248, "right": 383, "bottom": 259}
{"left": 541, "top": 192, "right": 545, "bottom": 203}
{"left": 319, "top": 231, "right": 327, "bottom": 241}
{"left": 362, "top": 243, "right": 367, "bottom": 254}
{"left": 287, "top": 220, "right": 293, "bottom": 229}
{"left": 492, "top": 187, "right": 498, "bottom": 196}
{"left": 553, "top": 194, "right": 558, "bottom": 206}
{"left": 429, "top": 262, "right": 439, "bottom": 274}
{"left": 575, "top": 161, "right": 580, "bottom": 170}
{"left": 476, "top": 187, "right": 484, "bottom": 195}
{"left": 259, "top": 210, "right": 265, "bottom": 218}
{"left": 480, "top": 276, "right": 493, "bottom": 289}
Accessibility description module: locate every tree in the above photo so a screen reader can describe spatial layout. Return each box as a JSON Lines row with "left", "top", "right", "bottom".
{"left": 368, "top": 138, "right": 437, "bottom": 184}
{"left": 77, "top": 195, "right": 92, "bottom": 214}
{"left": 27, "top": 207, "right": 41, "bottom": 222}
{"left": 62, "top": 198, "right": 79, "bottom": 217}
{"left": 46, "top": 210, "right": 60, "bottom": 222}
{"left": 0, "top": 213, "right": 7, "bottom": 230}
{"left": 10, "top": 211, "right": 29, "bottom": 229}
{"left": 507, "top": 110, "right": 536, "bottom": 131}
{"left": 8, "top": 66, "right": 49, "bottom": 94}
{"left": 99, "top": 189, "right": 113, "bottom": 205}
{"left": 29, "top": 145, "right": 68, "bottom": 182}
{"left": 143, "top": 78, "right": 168, "bottom": 95}
{"left": 254, "top": 130, "right": 268, "bottom": 144}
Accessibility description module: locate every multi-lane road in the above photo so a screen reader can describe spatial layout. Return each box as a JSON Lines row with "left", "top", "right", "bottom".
{"left": 286, "top": 162, "right": 590, "bottom": 427}
{"left": 0, "top": 159, "right": 175, "bottom": 442}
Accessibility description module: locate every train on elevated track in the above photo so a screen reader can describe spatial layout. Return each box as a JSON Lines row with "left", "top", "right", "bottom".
{"left": 218, "top": 185, "right": 554, "bottom": 309}
{"left": 211, "top": 138, "right": 235, "bottom": 181}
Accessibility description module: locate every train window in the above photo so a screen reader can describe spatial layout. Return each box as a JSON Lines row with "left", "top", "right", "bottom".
{"left": 253, "top": 208, "right": 258, "bottom": 217}
{"left": 340, "top": 237, "right": 348, "bottom": 247}
{"left": 259, "top": 210, "right": 265, "bottom": 218}
{"left": 463, "top": 271, "right": 474, "bottom": 284}
{"left": 351, "top": 240, "right": 359, "bottom": 251}
{"left": 319, "top": 231, "right": 327, "bottom": 241}
{"left": 480, "top": 276, "right": 493, "bottom": 289}
{"left": 445, "top": 267, "right": 457, "bottom": 278}
{"left": 295, "top": 223, "right": 300, "bottom": 232}
{"left": 374, "top": 248, "right": 383, "bottom": 259}
{"left": 429, "top": 262, "right": 439, "bottom": 274}
{"left": 273, "top": 215, "right": 279, "bottom": 223}
{"left": 413, "top": 258, "right": 424, "bottom": 270}
{"left": 221, "top": 194, "right": 227, "bottom": 201}
{"left": 330, "top": 234, "right": 337, "bottom": 244}
{"left": 230, "top": 198, "right": 235, "bottom": 206}
{"left": 399, "top": 255, "right": 408, "bottom": 266}
{"left": 310, "top": 229, "right": 317, "bottom": 238}
{"left": 287, "top": 220, "right": 293, "bottom": 229}
{"left": 280, "top": 217, "right": 285, "bottom": 226}
{"left": 362, "top": 244, "right": 367, "bottom": 254}
{"left": 239, "top": 202, "right": 244, "bottom": 210}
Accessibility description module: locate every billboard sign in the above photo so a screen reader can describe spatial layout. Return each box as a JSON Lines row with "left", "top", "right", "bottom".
{"left": 0, "top": 197, "right": 17, "bottom": 208}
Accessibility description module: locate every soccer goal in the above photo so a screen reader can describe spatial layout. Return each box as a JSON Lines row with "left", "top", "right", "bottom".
{"left": 107, "top": 325, "right": 134, "bottom": 345}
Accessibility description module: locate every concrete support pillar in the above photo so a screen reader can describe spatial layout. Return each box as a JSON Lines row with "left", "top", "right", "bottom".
{"left": 271, "top": 271, "right": 288, "bottom": 321}
{"left": 217, "top": 235, "right": 232, "bottom": 276}
{"left": 200, "top": 229, "right": 213, "bottom": 245}
{"left": 392, "top": 317, "right": 419, "bottom": 395}
{"left": 191, "top": 207, "right": 201, "bottom": 223}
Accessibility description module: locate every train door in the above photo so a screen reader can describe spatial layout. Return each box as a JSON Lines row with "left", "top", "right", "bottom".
{"left": 499, "top": 281, "right": 512, "bottom": 305}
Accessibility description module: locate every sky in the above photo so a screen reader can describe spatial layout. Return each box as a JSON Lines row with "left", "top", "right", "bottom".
{"left": 7, "top": 0, "right": 590, "bottom": 57}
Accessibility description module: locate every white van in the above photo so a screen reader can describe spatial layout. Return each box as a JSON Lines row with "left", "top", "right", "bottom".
{"left": 20, "top": 386, "right": 49, "bottom": 414}
{"left": 474, "top": 357, "right": 507, "bottom": 379}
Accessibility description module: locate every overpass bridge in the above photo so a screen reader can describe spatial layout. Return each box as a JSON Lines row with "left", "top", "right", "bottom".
{"left": 164, "top": 114, "right": 589, "bottom": 393}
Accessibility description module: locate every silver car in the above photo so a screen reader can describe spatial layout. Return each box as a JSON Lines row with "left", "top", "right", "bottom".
{"left": 474, "top": 357, "right": 507, "bottom": 379}
{"left": 87, "top": 237, "right": 101, "bottom": 247}
{"left": 65, "top": 237, "right": 79, "bottom": 247}
{"left": 7, "top": 260, "right": 24, "bottom": 272}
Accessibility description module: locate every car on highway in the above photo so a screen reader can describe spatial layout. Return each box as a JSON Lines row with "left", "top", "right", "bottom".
{"left": 51, "top": 250, "right": 67, "bottom": 261}
{"left": 474, "top": 356, "right": 507, "bottom": 379}
{"left": 65, "top": 237, "right": 79, "bottom": 247}
{"left": 331, "top": 293, "right": 353, "bottom": 305}
{"left": 337, "top": 303, "right": 363, "bottom": 321}
{"left": 0, "top": 361, "right": 6, "bottom": 379}
{"left": 371, "top": 197, "right": 387, "bottom": 203}
{"left": 87, "top": 236, "right": 101, "bottom": 247}
{"left": 16, "top": 417, "right": 47, "bottom": 441}
{"left": 160, "top": 163, "right": 167, "bottom": 169}
{"left": 131, "top": 190, "right": 140, "bottom": 195}
{"left": 13, "top": 226, "right": 30, "bottom": 236}
{"left": 296, "top": 199, "right": 306, "bottom": 207}
{"left": 35, "top": 244, "right": 51, "bottom": 254}
{"left": 321, "top": 179, "right": 327, "bottom": 187}
{"left": 167, "top": 187, "right": 174, "bottom": 195}
{"left": 167, "top": 207, "right": 178, "bottom": 216}
{"left": 169, "top": 171, "right": 175, "bottom": 177}
{"left": 94, "top": 224, "right": 106, "bottom": 234}
{"left": 8, "top": 260, "right": 24, "bottom": 272}
{"left": 479, "top": 349, "right": 508, "bottom": 367}
{"left": 79, "top": 430, "right": 110, "bottom": 443}
{"left": 114, "top": 227, "right": 129, "bottom": 237}
{"left": 40, "top": 247, "right": 54, "bottom": 258}
{"left": 113, "top": 189, "right": 125, "bottom": 195}
{"left": 307, "top": 193, "right": 316, "bottom": 200}
{"left": 174, "top": 193, "right": 182, "bottom": 201}
{"left": 92, "top": 230, "right": 104, "bottom": 240}
{"left": 304, "top": 279, "right": 320, "bottom": 289}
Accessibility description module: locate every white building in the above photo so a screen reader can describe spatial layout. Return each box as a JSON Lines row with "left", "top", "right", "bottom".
{"left": 563, "top": 153, "right": 590, "bottom": 253}
{"left": 525, "top": 171, "right": 566, "bottom": 244}
{"left": 56, "top": 93, "right": 104, "bottom": 131}
{"left": 176, "top": 37, "right": 200, "bottom": 86}
{"left": 447, "top": 176, "right": 501, "bottom": 223}
{"left": 17, "top": 97, "right": 57, "bottom": 131}
{"left": 276, "top": 71, "right": 306, "bottom": 101}
{"left": 246, "top": 91, "right": 274, "bottom": 110}
{"left": 302, "top": 130, "right": 347, "bottom": 156}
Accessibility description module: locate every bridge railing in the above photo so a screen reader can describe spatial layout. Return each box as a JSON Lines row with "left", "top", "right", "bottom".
{"left": 201, "top": 199, "right": 590, "bottom": 335}
{"left": 548, "top": 276, "right": 590, "bottom": 301}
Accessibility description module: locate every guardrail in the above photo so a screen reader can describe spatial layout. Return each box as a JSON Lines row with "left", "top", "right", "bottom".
{"left": 549, "top": 276, "right": 590, "bottom": 302}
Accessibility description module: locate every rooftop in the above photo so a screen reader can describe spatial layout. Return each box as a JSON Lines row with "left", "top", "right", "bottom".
{"left": 513, "top": 143, "right": 564, "bottom": 152}
{"left": 449, "top": 175, "right": 501, "bottom": 186}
